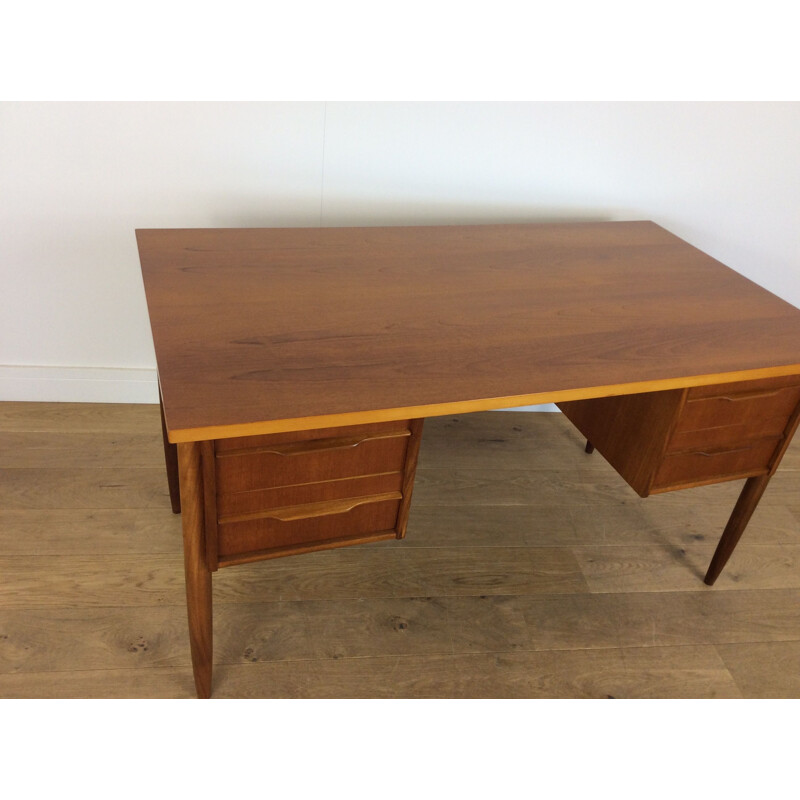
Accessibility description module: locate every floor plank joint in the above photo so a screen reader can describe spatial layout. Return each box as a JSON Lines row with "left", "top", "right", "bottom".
{"left": 1, "top": 403, "right": 798, "bottom": 698}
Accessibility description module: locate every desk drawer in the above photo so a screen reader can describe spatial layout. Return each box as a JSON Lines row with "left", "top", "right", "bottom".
{"left": 217, "top": 495, "right": 401, "bottom": 560}
{"left": 666, "top": 376, "right": 800, "bottom": 455}
{"left": 204, "top": 418, "right": 425, "bottom": 569}
{"left": 652, "top": 437, "right": 779, "bottom": 491}
{"left": 558, "top": 377, "right": 800, "bottom": 497}
{"left": 217, "top": 471, "right": 403, "bottom": 518}
{"left": 216, "top": 421, "right": 411, "bottom": 452}
{"left": 668, "top": 419, "right": 788, "bottom": 453}
{"left": 676, "top": 378, "right": 800, "bottom": 439}
{"left": 216, "top": 428, "right": 410, "bottom": 493}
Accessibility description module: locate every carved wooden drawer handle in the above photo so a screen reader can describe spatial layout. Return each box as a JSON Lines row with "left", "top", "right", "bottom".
{"left": 713, "top": 389, "right": 785, "bottom": 402}
{"left": 694, "top": 446, "right": 754, "bottom": 458}
{"left": 265, "top": 493, "right": 400, "bottom": 521}
{"left": 219, "top": 430, "right": 410, "bottom": 458}
{"left": 220, "top": 492, "right": 402, "bottom": 524}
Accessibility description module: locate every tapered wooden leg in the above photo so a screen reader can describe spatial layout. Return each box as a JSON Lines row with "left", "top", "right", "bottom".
{"left": 160, "top": 393, "right": 181, "bottom": 514}
{"left": 584, "top": 440, "right": 595, "bottom": 454}
{"left": 704, "top": 474, "right": 771, "bottom": 586}
{"left": 178, "top": 442, "right": 213, "bottom": 698}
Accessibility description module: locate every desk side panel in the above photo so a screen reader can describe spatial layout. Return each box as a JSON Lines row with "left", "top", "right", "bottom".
{"left": 557, "top": 390, "right": 685, "bottom": 497}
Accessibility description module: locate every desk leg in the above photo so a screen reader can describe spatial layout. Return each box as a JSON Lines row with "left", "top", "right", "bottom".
{"left": 704, "top": 474, "right": 770, "bottom": 586}
{"left": 178, "top": 442, "right": 213, "bottom": 698}
{"left": 160, "top": 393, "right": 181, "bottom": 514}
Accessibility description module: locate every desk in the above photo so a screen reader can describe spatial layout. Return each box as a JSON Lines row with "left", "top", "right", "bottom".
{"left": 136, "top": 221, "right": 800, "bottom": 698}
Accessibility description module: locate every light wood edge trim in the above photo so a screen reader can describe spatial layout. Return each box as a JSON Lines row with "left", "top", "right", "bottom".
{"left": 216, "top": 429, "right": 410, "bottom": 458}
{"left": 217, "top": 530, "right": 398, "bottom": 567}
{"left": 219, "top": 491, "right": 402, "bottom": 524}
{"left": 165, "top": 364, "right": 800, "bottom": 443}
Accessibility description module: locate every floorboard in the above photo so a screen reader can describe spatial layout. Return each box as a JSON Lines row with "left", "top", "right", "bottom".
{"left": 1, "top": 403, "right": 798, "bottom": 698}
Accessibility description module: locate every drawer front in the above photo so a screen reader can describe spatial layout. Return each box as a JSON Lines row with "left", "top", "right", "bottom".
{"left": 687, "top": 375, "right": 800, "bottom": 400}
{"left": 669, "top": 419, "right": 787, "bottom": 453}
{"left": 653, "top": 437, "right": 780, "bottom": 490}
{"left": 216, "top": 420, "right": 410, "bottom": 452}
{"left": 217, "top": 471, "right": 403, "bottom": 519}
{"left": 676, "top": 380, "right": 800, "bottom": 438}
{"left": 216, "top": 430, "right": 410, "bottom": 493}
{"left": 217, "top": 496, "right": 401, "bottom": 558}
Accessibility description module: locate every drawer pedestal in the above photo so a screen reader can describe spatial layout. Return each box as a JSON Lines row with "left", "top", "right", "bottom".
{"left": 558, "top": 375, "right": 800, "bottom": 584}
{"left": 202, "top": 419, "right": 423, "bottom": 570}
{"left": 175, "top": 418, "right": 423, "bottom": 698}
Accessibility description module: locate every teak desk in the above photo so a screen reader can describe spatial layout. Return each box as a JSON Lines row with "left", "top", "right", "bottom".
{"left": 136, "top": 222, "right": 800, "bottom": 698}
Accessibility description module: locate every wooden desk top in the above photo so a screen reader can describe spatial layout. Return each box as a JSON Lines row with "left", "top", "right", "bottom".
{"left": 136, "top": 221, "right": 800, "bottom": 443}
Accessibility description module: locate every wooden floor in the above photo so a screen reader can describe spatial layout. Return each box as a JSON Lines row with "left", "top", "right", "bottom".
{"left": 1, "top": 402, "right": 799, "bottom": 699}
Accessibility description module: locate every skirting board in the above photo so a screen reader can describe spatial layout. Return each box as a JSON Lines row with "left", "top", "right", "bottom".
{"left": 0, "top": 365, "right": 557, "bottom": 410}
{"left": 0, "top": 366, "right": 160, "bottom": 403}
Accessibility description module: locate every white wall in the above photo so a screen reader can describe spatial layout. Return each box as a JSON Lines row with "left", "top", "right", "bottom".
{"left": 2, "top": 102, "right": 799, "bottom": 402}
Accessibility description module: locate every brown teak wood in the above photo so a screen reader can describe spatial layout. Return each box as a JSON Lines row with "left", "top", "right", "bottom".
{"left": 559, "top": 375, "right": 800, "bottom": 496}
{"left": 704, "top": 475, "right": 772, "bottom": 585}
{"left": 217, "top": 496, "right": 401, "bottom": 557}
{"left": 171, "top": 417, "right": 425, "bottom": 693}
{"left": 137, "top": 222, "right": 800, "bottom": 443}
{"left": 560, "top": 375, "right": 800, "bottom": 585}
{"left": 396, "top": 418, "right": 425, "bottom": 539}
{"left": 201, "top": 441, "right": 219, "bottom": 571}
{"left": 215, "top": 433, "right": 408, "bottom": 494}
{"left": 559, "top": 388, "right": 686, "bottom": 496}
{"left": 705, "top": 389, "right": 800, "bottom": 584}
{"left": 177, "top": 442, "right": 212, "bottom": 699}
{"left": 137, "top": 222, "right": 800, "bottom": 698}
{"left": 217, "top": 472, "right": 404, "bottom": 519}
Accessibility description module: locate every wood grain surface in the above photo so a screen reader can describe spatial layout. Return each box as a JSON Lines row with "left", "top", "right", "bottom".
{"left": 136, "top": 222, "right": 800, "bottom": 442}
{"left": 2, "top": 402, "right": 799, "bottom": 698}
